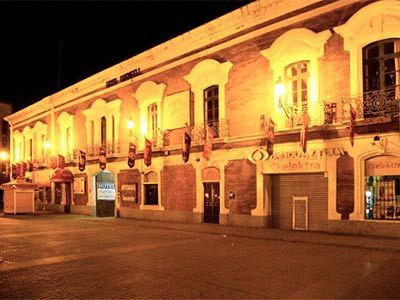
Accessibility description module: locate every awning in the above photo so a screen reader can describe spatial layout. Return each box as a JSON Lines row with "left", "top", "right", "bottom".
{"left": 50, "top": 168, "right": 74, "bottom": 183}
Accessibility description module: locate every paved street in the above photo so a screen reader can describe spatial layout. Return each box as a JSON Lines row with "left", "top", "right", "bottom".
{"left": 1, "top": 214, "right": 400, "bottom": 299}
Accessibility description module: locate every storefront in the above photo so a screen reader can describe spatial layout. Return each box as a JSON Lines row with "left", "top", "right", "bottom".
{"left": 262, "top": 147, "right": 342, "bottom": 231}
{"left": 364, "top": 155, "right": 400, "bottom": 221}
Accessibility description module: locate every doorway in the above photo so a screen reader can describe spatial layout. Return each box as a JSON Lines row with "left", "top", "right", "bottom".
{"left": 95, "top": 171, "right": 115, "bottom": 217}
{"left": 203, "top": 182, "right": 220, "bottom": 224}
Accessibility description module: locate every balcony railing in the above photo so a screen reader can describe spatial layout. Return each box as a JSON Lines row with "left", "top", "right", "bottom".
{"left": 84, "top": 140, "right": 121, "bottom": 158}
{"left": 324, "top": 86, "right": 400, "bottom": 125}
{"left": 191, "top": 119, "right": 229, "bottom": 144}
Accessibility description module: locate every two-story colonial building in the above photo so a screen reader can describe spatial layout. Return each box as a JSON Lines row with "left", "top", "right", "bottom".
{"left": 4, "top": 0, "right": 400, "bottom": 237}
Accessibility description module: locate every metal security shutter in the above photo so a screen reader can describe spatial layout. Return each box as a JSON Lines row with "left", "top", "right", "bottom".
{"left": 293, "top": 197, "right": 308, "bottom": 230}
{"left": 271, "top": 173, "right": 328, "bottom": 231}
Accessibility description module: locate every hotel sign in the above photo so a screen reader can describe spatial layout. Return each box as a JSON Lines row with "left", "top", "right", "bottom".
{"left": 365, "top": 155, "right": 400, "bottom": 176}
{"left": 97, "top": 182, "right": 115, "bottom": 201}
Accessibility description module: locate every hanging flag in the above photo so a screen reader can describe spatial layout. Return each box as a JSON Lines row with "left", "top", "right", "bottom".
{"left": 203, "top": 125, "right": 214, "bottom": 161}
{"left": 144, "top": 139, "right": 152, "bottom": 167}
{"left": 27, "top": 161, "right": 33, "bottom": 172}
{"left": 78, "top": 150, "right": 86, "bottom": 172}
{"left": 15, "top": 163, "right": 21, "bottom": 179}
{"left": 21, "top": 161, "right": 27, "bottom": 177}
{"left": 349, "top": 104, "right": 356, "bottom": 147}
{"left": 300, "top": 111, "right": 310, "bottom": 153}
{"left": 58, "top": 154, "right": 65, "bottom": 169}
{"left": 128, "top": 142, "right": 136, "bottom": 168}
{"left": 99, "top": 147, "right": 107, "bottom": 170}
{"left": 266, "top": 117, "right": 275, "bottom": 156}
{"left": 182, "top": 130, "right": 192, "bottom": 163}
{"left": 50, "top": 156, "right": 58, "bottom": 169}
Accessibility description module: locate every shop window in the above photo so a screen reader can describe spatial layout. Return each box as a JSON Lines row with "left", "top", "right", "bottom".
{"left": 365, "top": 156, "right": 400, "bottom": 220}
{"left": 204, "top": 85, "right": 219, "bottom": 137}
{"left": 365, "top": 176, "right": 400, "bottom": 220}
{"left": 143, "top": 171, "right": 158, "bottom": 206}
{"left": 144, "top": 184, "right": 158, "bottom": 205}
{"left": 284, "top": 61, "right": 309, "bottom": 115}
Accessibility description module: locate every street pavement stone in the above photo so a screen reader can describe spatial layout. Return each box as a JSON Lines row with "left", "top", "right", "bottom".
{"left": 1, "top": 213, "right": 400, "bottom": 299}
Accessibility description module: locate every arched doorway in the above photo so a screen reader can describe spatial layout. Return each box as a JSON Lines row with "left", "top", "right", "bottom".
{"left": 95, "top": 170, "right": 115, "bottom": 217}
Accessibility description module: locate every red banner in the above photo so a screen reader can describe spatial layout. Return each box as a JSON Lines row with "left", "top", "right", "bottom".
{"left": 21, "top": 161, "right": 27, "bottom": 177}
{"left": 300, "top": 111, "right": 309, "bottom": 153}
{"left": 128, "top": 143, "right": 136, "bottom": 168}
{"left": 203, "top": 125, "right": 214, "bottom": 161}
{"left": 349, "top": 104, "right": 356, "bottom": 147}
{"left": 50, "top": 156, "right": 58, "bottom": 169}
{"left": 99, "top": 147, "right": 107, "bottom": 170}
{"left": 58, "top": 154, "right": 65, "bottom": 169}
{"left": 15, "top": 163, "right": 21, "bottom": 178}
{"left": 266, "top": 117, "right": 275, "bottom": 156}
{"left": 182, "top": 131, "right": 192, "bottom": 163}
{"left": 78, "top": 150, "right": 86, "bottom": 172}
{"left": 144, "top": 139, "right": 152, "bottom": 167}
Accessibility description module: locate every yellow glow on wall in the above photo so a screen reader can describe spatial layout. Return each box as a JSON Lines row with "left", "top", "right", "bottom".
{"left": 140, "top": 114, "right": 147, "bottom": 136}
{"left": 0, "top": 151, "right": 9, "bottom": 161}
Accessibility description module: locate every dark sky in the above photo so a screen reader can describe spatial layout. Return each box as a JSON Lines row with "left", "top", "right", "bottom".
{"left": 0, "top": 0, "right": 253, "bottom": 113}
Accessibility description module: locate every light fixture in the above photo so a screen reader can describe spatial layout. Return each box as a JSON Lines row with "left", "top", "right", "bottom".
{"left": 274, "top": 76, "right": 294, "bottom": 127}
{"left": 44, "top": 141, "right": 51, "bottom": 149}
{"left": 127, "top": 119, "right": 135, "bottom": 130}
{"left": 0, "top": 151, "right": 9, "bottom": 161}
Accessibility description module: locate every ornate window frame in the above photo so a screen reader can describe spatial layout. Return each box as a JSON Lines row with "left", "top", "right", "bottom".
{"left": 57, "top": 112, "right": 74, "bottom": 157}
{"left": 261, "top": 28, "right": 330, "bottom": 128}
{"left": 334, "top": 0, "right": 400, "bottom": 96}
{"left": 184, "top": 59, "right": 232, "bottom": 128}
{"left": 133, "top": 81, "right": 166, "bottom": 148}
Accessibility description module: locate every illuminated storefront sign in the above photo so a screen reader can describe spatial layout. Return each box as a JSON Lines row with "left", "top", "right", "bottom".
{"left": 97, "top": 182, "right": 115, "bottom": 200}
{"left": 366, "top": 155, "right": 400, "bottom": 176}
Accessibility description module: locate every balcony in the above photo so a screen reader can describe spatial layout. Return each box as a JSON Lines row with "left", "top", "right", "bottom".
{"left": 279, "top": 86, "right": 399, "bottom": 129}
{"left": 191, "top": 119, "right": 229, "bottom": 144}
{"left": 83, "top": 140, "right": 121, "bottom": 158}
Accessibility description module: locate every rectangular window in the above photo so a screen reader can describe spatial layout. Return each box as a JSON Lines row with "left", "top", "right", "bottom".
{"left": 203, "top": 85, "right": 219, "bottom": 137}
{"left": 148, "top": 104, "right": 158, "bottom": 145}
{"left": 284, "top": 61, "right": 309, "bottom": 115}
{"left": 144, "top": 184, "right": 158, "bottom": 205}
{"left": 363, "top": 39, "right": 400, "bottom": 118}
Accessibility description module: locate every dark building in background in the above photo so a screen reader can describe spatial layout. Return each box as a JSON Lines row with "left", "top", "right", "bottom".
{"left": 0, "top": 101, "right": 12, "bottom": 208}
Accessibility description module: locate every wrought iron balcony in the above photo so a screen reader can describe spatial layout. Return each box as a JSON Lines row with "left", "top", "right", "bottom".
{"left": 324, "top": 86, "right": 400, "bottom": 125}
{"left": 84, "top": 140, "right": 121, "bottom": 158}
{"left": 191, "top": 119, "right": 229, "bottom": 144}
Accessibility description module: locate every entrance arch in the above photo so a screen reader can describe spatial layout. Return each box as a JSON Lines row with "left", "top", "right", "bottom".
{"left": 94, "top": 170, "right": 115, "bottom": 217}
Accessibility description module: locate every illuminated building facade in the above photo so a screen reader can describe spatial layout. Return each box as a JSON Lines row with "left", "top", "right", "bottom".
{"left": 4, "top": 0, "right": 400, "bottom": 237}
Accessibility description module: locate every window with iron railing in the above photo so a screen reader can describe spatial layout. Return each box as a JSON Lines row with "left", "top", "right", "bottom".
{"left": 204, "top": 85, "right": 219, "bottom": 137}
{"left": 363, "top": 39, "right": 400, "bottom": 118}
{"left": 285, "top": 61, "right": 309, "bottom": 116}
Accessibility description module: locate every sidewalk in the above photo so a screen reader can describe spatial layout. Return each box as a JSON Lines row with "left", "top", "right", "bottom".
{"left": 87, "top": 216, "right": 400, "bottom": 254}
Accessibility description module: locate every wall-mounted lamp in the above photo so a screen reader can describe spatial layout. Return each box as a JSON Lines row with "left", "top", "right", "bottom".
{"left": 127, "top": 119, "right": 135, "bottom": 137}
{"left": 275, "top": 76, "right": 294, "bottom": 127}
{"left": 44, "top": 141, "right": 51, "bottom": 150}
{"left": 0, "top": 151, "right": 9, "bottom": 161}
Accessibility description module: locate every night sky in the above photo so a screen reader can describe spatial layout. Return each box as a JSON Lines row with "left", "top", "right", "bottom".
{"left": 0, "top": 0, "right": 253, "bottom": 113}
